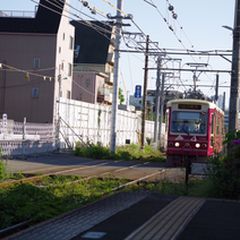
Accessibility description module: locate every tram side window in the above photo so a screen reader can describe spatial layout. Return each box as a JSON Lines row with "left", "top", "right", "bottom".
{"left": 216, "top": 115, "right": 220, "bottom": 135}
{"left": 211, "top": 114, "right": 215, "bottom": 135}
{"left": 165, "top": 110, "right": 169, "bottom": 133}
{"left": 222, "top": 116, "right": 225, "bottom": 135}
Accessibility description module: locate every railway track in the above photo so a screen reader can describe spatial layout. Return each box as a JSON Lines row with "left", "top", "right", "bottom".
{"left": 0, "top": 162, "right": 166, "bottom": 238}
{"left": 0, "top": 160, "right": 166, "bottom": 188}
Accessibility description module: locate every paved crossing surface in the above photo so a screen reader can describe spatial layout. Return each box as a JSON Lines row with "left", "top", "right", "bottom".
{"left": 5, "top": 191, "right": 240, "bottom": 240}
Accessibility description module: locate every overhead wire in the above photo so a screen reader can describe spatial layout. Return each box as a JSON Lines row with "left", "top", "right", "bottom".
{"left": 33, "top": 0, "right": 218, "bottom": 96}
{"left": 153, "top": 0, "right": 222, "bottom": 95}
{"left": 31, "top": 0, "right": 115, "bottom": 41}
{"left": 0, "top": 62, "right": 54, "bottom": 80}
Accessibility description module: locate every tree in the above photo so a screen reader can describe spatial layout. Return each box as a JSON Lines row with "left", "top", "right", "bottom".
{"left": 118, "top": 88, "right": 125, "bottom": 104}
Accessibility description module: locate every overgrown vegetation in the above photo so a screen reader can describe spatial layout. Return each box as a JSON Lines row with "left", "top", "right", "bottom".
{"left": 136, "top": 179, "right": 213, "bottom": 198}
{"left": 0, "top": 149, "right": 25, "bottom": 182}
{"left": 202, "top": 130, "right": 240, "bottom": 200}
{"left": 74, "top": 143, "right": 165, "bottom": 162}
{"left": 0, "top": 149, "right": 7, "bottom": 181}
{"left": 118, "top": 88, "right": 125, "bottom": 105}
{"left": 3, "top": 130, "right": 240, "bottom": 231}
{"left": 0, "top": 176, "right": 127, "bottom": 229}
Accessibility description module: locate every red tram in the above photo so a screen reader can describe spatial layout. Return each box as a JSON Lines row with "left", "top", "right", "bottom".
{"left": 165, "top": 99, "right": 224, "bottom": 166}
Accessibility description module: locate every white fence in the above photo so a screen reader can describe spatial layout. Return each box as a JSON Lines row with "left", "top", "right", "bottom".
{"left": 0, "top": 98, "right": 165, "bottom": 156}
{"left": 59, "top": 98, "right": 162, "bottom": 147}
{"left": 0, "top": 118, "right": 56, "bottom": 156}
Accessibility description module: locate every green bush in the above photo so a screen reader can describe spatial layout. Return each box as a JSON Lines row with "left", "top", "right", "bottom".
{"left": 203, "top": 130, "right": 240, "bottom": 199}
{"left": 75, "top": 142, "right": 112, "bottom": 159}
{"left": 74, "top": 142, "right": 165, "bottom": 162}
{"left": 207, "top": 156, "right": 240, "bottom": 199}
{"left": 116, "top": 144, "right": 164, "bottom": 162}
{"left": 0, "top": 149, "right": 8, "bottom": 181}
{"left": 116, "top": 144, "right": 140, "bottom": 160}
{"left": 0, "top": 161, "right": 7, "bottom": 181}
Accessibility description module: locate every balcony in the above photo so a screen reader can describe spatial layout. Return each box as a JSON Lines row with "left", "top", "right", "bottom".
{"left": 97, "top": 85, "right": 113, "bottom": 104}
{"left": 97, "top": 94, "right": 112, "bottom": 104}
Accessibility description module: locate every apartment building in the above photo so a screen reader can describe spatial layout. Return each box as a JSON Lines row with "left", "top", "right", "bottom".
{"left": 0, "top": 0, "right": 74, "bottom": 123}
{"left": 71, "top": 21, "right": 114, "bottom": 105}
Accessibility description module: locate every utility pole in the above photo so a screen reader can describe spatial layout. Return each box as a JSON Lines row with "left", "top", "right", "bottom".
{"left": 56, "top": 74, "right": 62, "bottom": 150}
{"left": 223, "top": 92, "right": 226, "bottom": 112}
{"left": 228, "top": 0, "right": 240, "bottom": 133}
{"left": 110, "top": 0, "right": 123, "bottom": 153}
{"left": 141, "top": 35, "right": 150, "bottom": 149}
{"left": 158, "top": 73, "right": 165, "bottom": 148}
{"left": 215, "top": 73, "right": 219, "bottom": 103}
{"left": 153, "top": 56, "right": 161, "bottom": 144}
{"left": 193, "top": 71, "right": 197, "bottom": 92}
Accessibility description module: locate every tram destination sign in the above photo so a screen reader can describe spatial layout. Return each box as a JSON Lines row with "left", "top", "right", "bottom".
{"left": 178, "top": 104, "right": 202, "bottom": 110}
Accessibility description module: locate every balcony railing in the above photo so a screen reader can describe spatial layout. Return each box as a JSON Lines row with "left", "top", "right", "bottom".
{"left": 97, "top": 93, "right": 112, "bottom": 104}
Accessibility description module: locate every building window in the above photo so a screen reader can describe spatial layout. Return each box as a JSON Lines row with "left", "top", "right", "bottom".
{"left": 68, "top": 63, "right": 72, "bottom": 76}
{"left": 61, "top": 62, "right": 64, "bottom": 70}
{"left": 59, "top": 47, "right": 61, "bottom": 53}
{"left": 63, "top": 33, "right": 65, "bottom": 40}
{"left": 33, "top": 57, "right": 40, "bottom": 69}
{"left": 70, "top": 36, "right": 74, "bottom": 50}
{"left": 74, "top": 45, "right": 80, "bottom": 60}
{"left": 32, "top": 88, "right": 39, "bottom": 98}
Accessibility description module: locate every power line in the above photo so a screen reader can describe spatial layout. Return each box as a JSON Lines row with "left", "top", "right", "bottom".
{"left": 165, "top": 0, "right": 195, "bottom": 48}
{"left": 0, "top": 62, "right": 54, "bottom": 80}
{"left": 31, "top": 0, "right": 114, "bottom": 41}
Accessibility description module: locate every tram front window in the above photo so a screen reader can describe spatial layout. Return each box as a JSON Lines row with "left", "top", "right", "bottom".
{"left": 171, "top": 111, "right": 207, "bottom": 134}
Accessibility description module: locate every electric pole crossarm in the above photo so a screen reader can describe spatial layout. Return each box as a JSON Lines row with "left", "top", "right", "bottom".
{"left": 119, "top": 50, "right": 232, "bottom": 56}
{"left": 146, "top": 68, "right": 231, "bottom": 73}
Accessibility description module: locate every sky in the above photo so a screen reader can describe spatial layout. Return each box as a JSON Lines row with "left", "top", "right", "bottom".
{"left": 0, "top": 0, "right": 235, "bottom": 107}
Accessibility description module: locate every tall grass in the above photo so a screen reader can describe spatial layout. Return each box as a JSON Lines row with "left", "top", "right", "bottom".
{"left": 0, "top": 177, "right": 126, "bottom": 229}
{"left": 0, "top": 149, "right": 7, "bottom": 181}
{"left": 74, "top": 143, "right": 165, "bottom": 162}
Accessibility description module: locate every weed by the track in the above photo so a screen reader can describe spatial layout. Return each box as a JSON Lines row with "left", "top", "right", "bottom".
{"left": 0, "top": 176, "right": 127, "bottom": 229}
{"left": 75, "top": 143, "right": 165, "bottom": 162}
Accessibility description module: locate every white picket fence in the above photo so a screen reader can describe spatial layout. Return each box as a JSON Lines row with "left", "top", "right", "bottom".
{"left": 59, "top": 98, "right": 161, "bottom": 148}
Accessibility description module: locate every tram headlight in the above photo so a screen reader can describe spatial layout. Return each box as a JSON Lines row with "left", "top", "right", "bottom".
{"left": 195, "top": 143, "right": 201, "bottom": 148}
{"left": 175, "top": 142, "right": 180, "bottom": 147}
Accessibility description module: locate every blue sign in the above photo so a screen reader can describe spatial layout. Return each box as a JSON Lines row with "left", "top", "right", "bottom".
{"left": 134, "top": 85, "right": 142, "bottom": 98}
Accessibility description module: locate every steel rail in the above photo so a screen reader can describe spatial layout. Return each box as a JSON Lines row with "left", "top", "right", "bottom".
{"left": 0, "top": 161, "right": 120, "bottom": 188}
{"left": 38, "top": 161, "right": 156, "bottom": 187}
